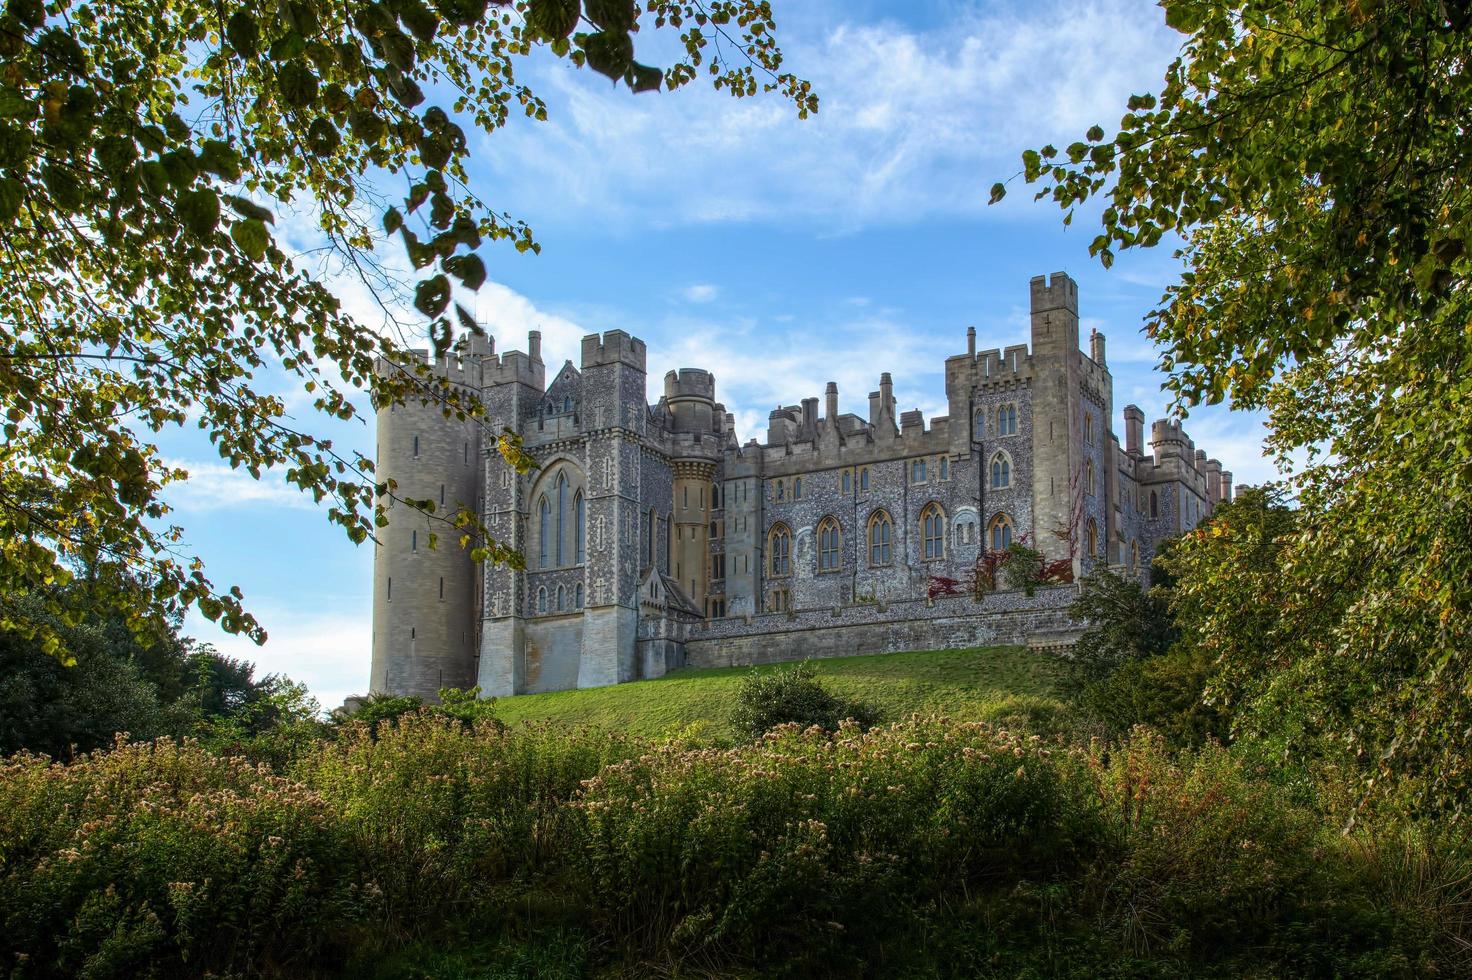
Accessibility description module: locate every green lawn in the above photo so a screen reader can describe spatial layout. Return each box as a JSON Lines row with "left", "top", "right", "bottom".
{"left": 492, "top": 645, "right": 1068, "bottom": 739}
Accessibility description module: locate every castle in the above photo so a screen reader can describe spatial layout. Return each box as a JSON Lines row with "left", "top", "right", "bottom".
{"left": 369, "top": 272, "right": 1233, "bottom": 699}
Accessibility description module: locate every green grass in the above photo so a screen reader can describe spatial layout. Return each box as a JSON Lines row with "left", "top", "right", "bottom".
{"left": 492, "top": 645, "right": 1068, "bottom": 739}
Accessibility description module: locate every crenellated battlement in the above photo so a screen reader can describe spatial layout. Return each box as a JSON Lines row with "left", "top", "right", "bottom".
{"left": 581, "top": 329, "right": 646, "bottom": 370}
{"left": 664, "top": 368, "right": 715, "bottom": 402}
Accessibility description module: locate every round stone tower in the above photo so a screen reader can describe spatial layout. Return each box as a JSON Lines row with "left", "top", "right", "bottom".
{"left": 370, "top": 341, "right": 489, "bottom": 699}
{"left": 665, "top": 368, "right": 720, "bottom": 609}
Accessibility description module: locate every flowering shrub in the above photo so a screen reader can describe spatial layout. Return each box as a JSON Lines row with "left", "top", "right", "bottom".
{"left": 0, "top": 738, "right": 359, "bottom": 978}
{"left": 291, "top": 713, "right": 639, "bottom": 932}
{"left": 574, "top": 718, "right": 1101, "bottom": 971}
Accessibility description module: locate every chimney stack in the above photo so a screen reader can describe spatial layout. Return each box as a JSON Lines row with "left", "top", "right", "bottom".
{"left": 825, "top": 381, "right": 838, "bottom": 423}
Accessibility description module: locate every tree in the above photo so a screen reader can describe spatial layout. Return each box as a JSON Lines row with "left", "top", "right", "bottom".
{"left": 1001, "top": 0, "right": 1472, "bottom": 817}
{"left": 1067, "top": 567, "right": 1176, "bottom": 686}
{"left": 1006, "top": 1, "right": 1472, "bottom": 806}
{"left": 0, "top": 0, "right": 814, "bottom": 656}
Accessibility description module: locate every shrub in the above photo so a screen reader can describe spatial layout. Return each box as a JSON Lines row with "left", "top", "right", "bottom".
{"left": 292, "top": 714, "right": 640, "bottom": 934}
{"left": 1088, "top": 730, "right": 1409, "bottom": 972}
{"left": 0, "top": 739, "right": 360, "bottom": 979}
{"left": 728, "top": 661, "right": 881, "bottom": 740}
{"left": 1074, "top": 648, "right": 1228, "bottom": 747}
{"left": 575, "top": 718, "right": 1103, "bottom": 973}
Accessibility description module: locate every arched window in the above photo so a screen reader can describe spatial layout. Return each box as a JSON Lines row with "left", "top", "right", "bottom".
{"left": 556, "top": 585, "right": 565, "bottom": 611}
{"left": 998, "top": 403, "right": 1018, "bottom": 436}
{"left": 860, "top": 467, "right": 871, "bottom": 491}
{"left": 1084, "top": 412, "right": 1095, "bottom": 445}
{"left": 538, "top": 496, "right": 550, "bottom": 567}
{"left": 988, "top": 513, "right": 1016, "bottom": 551}
{"left": 667, "top": 514, "right": 674, "bottom": 571}
{"left": 990, "top": 452, "right": 1011, "bottom": 489}
{"left": 1150, "top": 490, "right": 1159, "bottom": 519}
{"left": 712, "top": 483, "right": 720, "bottom": 508}
{"left": 537, "top": 587, "right": 547, "bottom": 613}
{"left": 645, "top": 508, "right": 656, "bottom": 566}
{"left": 794, "top": 477, "right": 803, "bottom": 499}
{"left": 769, "top": 523, "right": 792, "bottom": 577}
{"left": 1086, "top": 518, "right": 1099, "bottom": 557}
{"left": 911, "top": 459, "right": 927, "bottom": 484}
{"left": 868, "top": 510, "right": 893, "bottom": 566}
{"left": 575, "top": 583, "right": 584, "bottom": 609}
{"left": 939, "top": 457, "right": 949, "bottom": 481}
{"left": 973, "top": 409, "right": 985, "bottom": 440}
{"left": 563, "top": 396, "right": 573, "bottom": 413}
{"left": 817, "top": 517, "right": 841, "bottom": 572}
{"left": 775, "top": 480, "right": 785, "bottom": 501}
{"left": 555, "top": 472, "right": 568, "bottom": 565}
{"left": 921, "top": 503, "right": 946, "bottom": 560}
{"left": 1085, "top": 459, "right": 1096, "bottom": 496}
{"left": 842, "top": 470, "right": 852, "bottom": 494}
{"left": 574, "top": 491, "right": 585, "bottom": 564}
{"left": 1130, "top": 540, "right": 1139, "bottom": 573}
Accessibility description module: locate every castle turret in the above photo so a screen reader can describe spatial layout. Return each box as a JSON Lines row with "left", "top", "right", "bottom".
{"left": 371, "top": 345, "right": 488, "bottom": 699}
{"left": 1151, "top": 419, "right": 1187, "bottom": 464}
{"left": 1029, "top": 271, "right": 1082, "bottom": 567}
{"left": 1123, "top": 404, "right": 1145, "bottom": 456}
{"left": 667, "top": 368, "right": 720, "bottom": 608}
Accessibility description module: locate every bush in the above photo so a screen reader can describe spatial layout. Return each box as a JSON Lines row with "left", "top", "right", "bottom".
{"left": 0, "top": 739, "right": 360, "bottom": 979}
{"left": 1074, "top": 647, "right": 1228, "bottom": 747}
{"left": 575, "top": 719, "right": 1102, "bottom": 973}
{"left": 291, "top": 714, "right": 638, "bottom": 933}
{"left": 728, "top": 661, "right": 881, "bottom": 740}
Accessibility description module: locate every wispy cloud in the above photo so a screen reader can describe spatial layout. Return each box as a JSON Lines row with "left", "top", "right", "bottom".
{"left": 476, "top": 0, "right": 1179, "bottom": 231}
{"left": 160, "top": 458, "right": 319, "bottom": 513}
{"left": 682, "top": 283, "right": 720, "bottom": 303}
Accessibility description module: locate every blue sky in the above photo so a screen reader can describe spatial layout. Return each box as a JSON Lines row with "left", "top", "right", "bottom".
{"left": 161, "top": 0, "right": 1276, "bottom": 708}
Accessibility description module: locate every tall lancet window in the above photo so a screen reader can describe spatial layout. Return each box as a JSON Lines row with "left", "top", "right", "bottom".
{"left": 538, "top": 495, "right": 550, "bottom": 567}
{"left": 555, "top": 472, "right": 568, "bottom": 566}
{"left": 574, "top": 491, "right": 585, "bottom": 564}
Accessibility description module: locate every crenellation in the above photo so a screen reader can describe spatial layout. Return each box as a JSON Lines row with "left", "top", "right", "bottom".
{"left": 369, "top": 272, "right": 1238, "bottom": 699}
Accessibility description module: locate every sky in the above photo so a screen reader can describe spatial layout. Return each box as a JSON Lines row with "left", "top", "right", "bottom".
{"left": 160, "top": 0, "right": 1277, "bottom": 710}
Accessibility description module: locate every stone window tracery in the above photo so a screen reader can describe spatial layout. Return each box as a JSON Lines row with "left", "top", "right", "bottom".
{"left": 817, "top": 517, "right": 842, "bottom": 572}
{"left": 868, "top": 510, "right": 893, "bottom": 566}
{"left": 988, "top": 513, "right": 1016, "bottom": 551}
{"left": 921, "top": 503, "right": 946, "bottom": 560}
{"left": 990, "top": 451, "right": 1012, "bottom": 489}
{"left": 768, "top": 523, "right": 792, "bottom": 577}
{"left": 998, "top": 403, "right": 1018, "bottom": 437}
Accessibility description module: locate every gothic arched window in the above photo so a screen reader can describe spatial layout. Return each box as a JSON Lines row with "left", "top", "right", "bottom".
{"left": 1086, "top": 518, "right": 1099, "bottom": 557}
{"left": 973, "top": 409, "right": 985, "bottom": 440}
{"left": 768, "top": 523, "right": 792, "bottom": 577}
{"left": 556, "top": 470, "right": 568, "bottom": 565}
{"left": 998, "top": 403, "right": 1018, "bottom": 436}
{"left": 860, "top": 467, "right": 871, "bottom": 491}
{"left": 1150, "top": 490, "right": 1159, "bottom": 519}
{"left": 538, "top": 495, "right": 551, "bottom": 567}
{"left": 842, "top": 470, "right": 852, "bottom": 494}
{"left": 990, "top": 452, "right": 1012, "bottom": 489}
{"left": 939, "top": 456, "right": 949, "bottom": 481}
{"left": 868, "top": 510, "right": 893, "bottom": 566}
{"left": 988, "top": 513, "right": 1016, "bottom": 552}
{"left": 817, "top": 517, "right": 841, "bottom": 572}
{"left": 1085, "top": 459, "right": 1096, "bottom": 496}
{"left": 556, "top": 585, "right": 565, "bottom": 611}
{"left": 537, "top": 587, "right": 547, "bottom": 613}
{"left": 575, "top": 582, "right": 584, "bottom": 608}
{"left": 793, "top": 477, "right": 802, "bottom": 499}
{"left": 1130, "top": 540, "right": 1140, "bottom": 573}
{"left": 574, "top": 491, "right": 585, "bottom": 564}
{"left": 921, "top": 503, "right": 946, "bottom": 560}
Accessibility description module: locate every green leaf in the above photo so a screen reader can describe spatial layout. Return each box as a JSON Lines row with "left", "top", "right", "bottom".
{"left": 414, "top": 274, "right": 451, "bottom": 317}
{"left": 988, "top": 182, "right": 1006, "bottom": 205}
{"left": 227, "top": 195, "right": 274, "bottom": 224}
{"left": 383, "top": 207, "right": 404, "bottom": 234}
{"left": 444, "top": 252, "right": 486, "bottom": 291}
{"left": 582, "top": 30, "right": 634, "bottom": 81}
{"left": 278, "top": 63, "right": 319, "bottom": 108}
{"left": 230, "top": 217, "right": 270, "bottom": 260}
{"left": 226, "top": 11, "right": 259, "bottom": 56}
{"left": 177, "top": 187, "right": 221, "bottom": 237}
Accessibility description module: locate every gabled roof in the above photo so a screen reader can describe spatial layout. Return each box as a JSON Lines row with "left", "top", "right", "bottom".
{"left": 637, "top": 567, "right": 702, "bottom": 619}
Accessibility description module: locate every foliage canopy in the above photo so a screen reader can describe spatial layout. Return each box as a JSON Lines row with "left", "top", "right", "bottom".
{"left": 0, "top": 0, "right": 813, "bottom": 655}
{"left": 1003, "top": 0, "right": 1472, "bottom": 815}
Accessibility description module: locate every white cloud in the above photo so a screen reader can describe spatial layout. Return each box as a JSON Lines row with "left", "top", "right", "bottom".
{"left": 682, "top": 283, "right": 720, "bottom": 303}
{"left": 185, "top": 605, "right": 370, "bottom": 713}
{"left": 475, "top": 0, "right": 1179, "bottom": 230}
{"left": 160, "top": 458, "right": 319, "bottom": 513}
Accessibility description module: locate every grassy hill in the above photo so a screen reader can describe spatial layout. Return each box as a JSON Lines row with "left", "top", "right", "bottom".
{"left": 492, "top": 645, "right": 1068, "bottom": 739}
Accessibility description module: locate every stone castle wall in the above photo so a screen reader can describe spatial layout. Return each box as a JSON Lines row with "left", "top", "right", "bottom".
{"left": 684, "top": 585, "right": 1079, "bottom": 668}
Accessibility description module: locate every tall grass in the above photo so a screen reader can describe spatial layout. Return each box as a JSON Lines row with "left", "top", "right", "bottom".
{"left": 1, "top": 716, "right": 1468, "bottom": 978}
